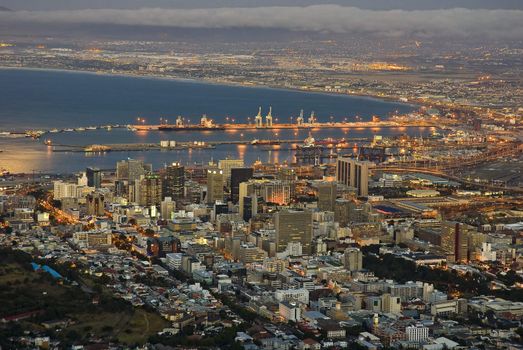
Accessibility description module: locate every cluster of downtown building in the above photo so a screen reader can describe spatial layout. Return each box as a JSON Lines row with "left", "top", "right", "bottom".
{"left": 2, "top": 153, "right": 523, "bottom": 350}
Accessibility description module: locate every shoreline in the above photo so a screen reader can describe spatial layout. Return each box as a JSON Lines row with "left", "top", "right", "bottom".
{"left": 0, "top": 65, "right": 419, "bottom": 109}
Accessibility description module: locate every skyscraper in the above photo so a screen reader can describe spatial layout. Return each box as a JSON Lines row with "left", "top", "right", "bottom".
{"left": 86, "top": 167, "right": 102, "bottom": 188}
{"left": 161, "top": 197, "right": 176, "bottom": 220}
{"left": 218, "top": 158, "right": 244, "bottom": 185}
{"left": 441, "top": 221, "right": 471, "bottom": 263}
{"left": 138, "top": 174, "right": 162, "bottom": 207}
{"left": 230, "top": 167, "right": 253, "bottom": 204}
{"left": 86, "top": 192, "right": 105, "bottom": 216}
{"left": 343, "top": 247, "right": 363, "bottom": 271}
{"left": 275, "top": 209, "right": 313, "bottom": 255}
{"left": 162, "top": 162, "right": 185, "bottom": 200}
{"left": 317, "top": 181, "right": 337, "bottom": 212}
{"left": 241, "top": 195, "right": 259, "bottom": 222}
{"left": 238, "top": 179, "right": 291, "bottom": 206}
{"left": 206, "top": 168, "right": 224, "bottom": 204}
{"left": 117, "top": 159, "right": 152, "bottom": 182}
{"left": 239, "top": 181, "right": 255, "bottom": 219}
{"left": 336, "top": 157, "right": 373, "bottom": 197}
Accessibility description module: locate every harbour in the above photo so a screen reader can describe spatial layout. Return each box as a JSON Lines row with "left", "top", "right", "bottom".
{"left": 0, "top": 68, "right": 423, "bottom": 173}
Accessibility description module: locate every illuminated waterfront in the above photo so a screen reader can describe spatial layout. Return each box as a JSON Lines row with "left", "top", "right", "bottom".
{"left": 0, "top": 68, "right": 423, "bottom": 173}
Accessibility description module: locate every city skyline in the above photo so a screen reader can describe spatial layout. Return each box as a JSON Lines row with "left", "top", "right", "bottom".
{"left": 0, "top": 1, "right": 522, "bottom": 349}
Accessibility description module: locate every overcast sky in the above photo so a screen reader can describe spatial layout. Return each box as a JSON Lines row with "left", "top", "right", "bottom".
{"left": 2, "top": 0, "right": 523, "bottom": 10}
{"left": 1, "top": 1, "right": 522, "bottom": 40}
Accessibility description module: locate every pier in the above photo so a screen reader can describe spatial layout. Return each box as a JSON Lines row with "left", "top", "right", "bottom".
{"left": 49, "top": 137, "right": 372, "bottom": 153}
{"left": 131, "top": 120, "right": 436, "bottom": 131}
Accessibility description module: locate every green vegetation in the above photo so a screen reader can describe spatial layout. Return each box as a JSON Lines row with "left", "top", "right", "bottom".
{"left": 0, "top": 248, "right": 169, "bottom": 348}
{"left": 363, "top": 251, "right": 523, "bottom": 301}
{"left": 149, "top": 325, "right": 243, "bottom": 349}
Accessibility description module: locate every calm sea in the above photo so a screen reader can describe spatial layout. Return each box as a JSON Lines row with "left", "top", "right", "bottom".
{"left": 0, "top": 68, "right": 425, "bottom": 173}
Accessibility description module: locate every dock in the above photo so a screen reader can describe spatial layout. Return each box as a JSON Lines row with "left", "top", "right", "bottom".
{"left": 132, "top": 120, "right": 436, "bottom": 131}
{"left": 49, "top": 137, "right": 372, "bottom": 153}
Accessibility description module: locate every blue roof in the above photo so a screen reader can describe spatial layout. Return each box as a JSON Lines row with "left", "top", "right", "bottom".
{"left": 373, "top": 205, "right": 403, "bottom": 214}
{"left": 31, "top": 262, "right": 63, "bottom": 279}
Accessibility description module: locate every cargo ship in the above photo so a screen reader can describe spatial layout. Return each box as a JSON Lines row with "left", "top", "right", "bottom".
{"left": 158, "top": 125, "right": 225, "bottom": 131}
{"left": 251, "top": 139, "right": 282, "bottom": 145}
{"left": 162, "top": 115, "right": 225, "bottom": 131}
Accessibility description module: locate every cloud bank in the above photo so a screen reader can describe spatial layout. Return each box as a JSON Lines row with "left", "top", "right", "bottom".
{"left": 2, "top": 5, "right": 522, "bottom": 39}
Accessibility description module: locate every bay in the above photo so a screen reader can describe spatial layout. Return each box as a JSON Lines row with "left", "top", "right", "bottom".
{"left": 0, "top": 68, "right": 424, "bottom": 173}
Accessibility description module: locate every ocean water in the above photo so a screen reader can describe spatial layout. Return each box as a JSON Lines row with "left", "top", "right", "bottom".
{"left": 0, "top": 68, "right": 424, "bottom": 173}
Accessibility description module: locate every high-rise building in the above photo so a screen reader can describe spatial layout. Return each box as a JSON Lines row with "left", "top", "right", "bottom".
{"left": 406, "top": 324, "right": 429, "bottom": 342}
{"left": 239, "top": 243, "right": 268, "bottom": 264}
{"left": 263, "top": 181, "right": 291, "bottom": 205}
{"left": 162, "top": 162, "right": 185, "bottom": 200}
{"left": 138, "top": 174, "right": 162, "bottom": 207}
{"left": 241, "top": 195, "right": 259, "bottom": 222}
{"left": 230, "top": 167, "right": 253, "bottom": 203}
{"left": 381, "top": 293, "right": 402, "bottom": 314}
{"left": 116, "top": 159, "right": 152, "bottom": 182}
{"left": 86, "top": 167, "right": 102, "bottom": 188}
{"left": 334, "top": 199, "right": 367, "bottom": 226}
{"left": 275, "top": 209, "right": 313, "bottom": 255}
{"left": 317, "top": 181, "right": 337, "bottom": 212}
{"left": 86, "top": 192, "right": 105, "bottom": 216}
{"left": 161, "top": 197, "right": 176, "bottom": 220}
{"left": 278, "top": 167, "right": 297, "bottom": 198}
{"left": 218, "top": 158, "right": 244, "bottom": 185}
{"left": 114, "top": 180, "right": 127, "bottom": 197}
{"left": 239, "top": 181, "right": 254, "bottom": 217}
{"left": 336, "top": 157, "right": 374, "bottom": 197}
{"left": 238, "top": 179, "right": 291, "bottom": 206}
{"left": 441, "top": 221, "right": 471, "bottom": 263}
{"left": 78, "top": 172, "right": 88, "bottom": 186}
{"left": 206, "top": 168, "right": 224, "bottom": 204}
{"left": 53, "top": 180, "right": 79, "bottom": 200}
{"left": 278, "top": 167, "right": 296, "bottom": 182}
{"left": 343, "top": 247, "right": 363, "bottom": 271}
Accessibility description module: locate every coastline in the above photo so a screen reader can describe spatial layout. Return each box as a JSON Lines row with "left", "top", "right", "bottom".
{"left": 0, "top": 65, "right": 419, "bottom": 109}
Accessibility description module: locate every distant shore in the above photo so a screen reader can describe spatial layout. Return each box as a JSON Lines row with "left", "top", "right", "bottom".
{"left": 0, "top": 65, "right": 419, "bottom": 109}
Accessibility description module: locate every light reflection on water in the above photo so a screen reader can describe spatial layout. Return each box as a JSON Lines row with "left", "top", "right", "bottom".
{"left": 0, "top": 68, "right": 420, "bottom": 173}
{"left": 0, "top": 127, "right": 432, "bottom": 173}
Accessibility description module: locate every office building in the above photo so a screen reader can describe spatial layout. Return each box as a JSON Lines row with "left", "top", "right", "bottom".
{"left": 275, "top": 209, "right": 313, "bottom": 255}
{"left": 238, "top": 243, "right": 268, "bottom": 264}
{"left": 116, "top": 159, "right": 152, "bottom": 182}
{"left": 241, "top": 195, "right": 259, "bottom": 221}
{"left": 343, "top": 247, "right": 363, "bottom": 271}
{"left": 441, "top": 221, "right": 471, "bottom": 263}
{"left": 86, "top": 192, "right": 105, "bottom": 216}
{"left": 53, "top": 181, "right": 79, "bottom": 200}
{"left": 72, "top": 231, "right": 112, "bottom": 249}
{"left": 239, "top": 179, "right": 291, "bottom": 206}
{"left": 161, "top": 197, "right": 176, "bottom": 220}
{"left": 336, "top": 157, "right": 374, "bottom": 196}
{"left": 279, "top": 301, "right": 302, "bottom": 322}
{"left": 86, "top": 167, "right": 102, "bottom": 188}
{"left": 206, "top": 168, "right": 224, "bottom": 204}
{"left": 138, "top": 174, "right": 162, "bottom": 207}
{"left": 406, "top": 324, "right": 429, "bottom": 342}
{"left": 218, "top": 158, "right": 244, "bottom": 185}
{"left": 381, "top": 293, "right": 402, "bottom": 314}
{"left": 230, "top": 167, "right": 253, "bottom": 203}
{"left": 78, "top": 172, "right": 88, "bottom": 186}
{"left": 317, "top": 181, "right": 337, "bottom": 212}
{"left": 162, "top": 162, "right": 185, "bottom": 200}
{"left": 238, "top": 181, "right": 254, "bottom": 214}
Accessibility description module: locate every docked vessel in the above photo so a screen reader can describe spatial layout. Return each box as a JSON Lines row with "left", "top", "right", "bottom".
{"left": 158, "top": 114, "right": 225, "bottom": 131}
{"left": 158, "top": 125, "right": 225, "bottom": 131}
